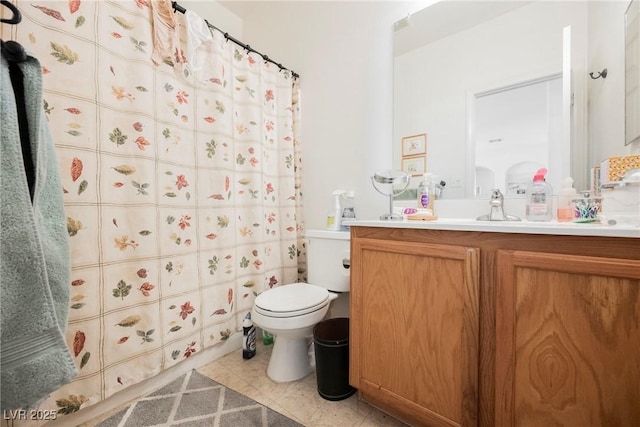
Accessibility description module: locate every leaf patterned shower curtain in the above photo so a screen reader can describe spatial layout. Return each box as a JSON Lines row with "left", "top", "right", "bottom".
{"left": 1, "top": 0, "right": 304, "bottom": 419}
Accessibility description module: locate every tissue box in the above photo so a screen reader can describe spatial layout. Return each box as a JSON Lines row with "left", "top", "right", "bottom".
{"left": 600, "top": 155, "right": 640, "bottom": 185}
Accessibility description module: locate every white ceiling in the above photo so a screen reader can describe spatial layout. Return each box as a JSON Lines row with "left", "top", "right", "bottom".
{"left": 217, "top": 1, "right": 532, "bottom": 58}
{"left": 394, "top": 1, "right": 532, "bottom": 56}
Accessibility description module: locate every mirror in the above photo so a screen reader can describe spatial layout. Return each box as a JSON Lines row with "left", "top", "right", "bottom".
{"left": 626, "top": 0, "right": 639, "bottom": 145}
{"left": 393, "top": 1, "right": 624, "bottom": 199}
{"left": 472, "top": 74, "right": 563, "bottom": 197}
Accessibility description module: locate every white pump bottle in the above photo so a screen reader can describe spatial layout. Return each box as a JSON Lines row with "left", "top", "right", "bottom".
{"left": 326, "top": 190, "right": 346, "bottom": 231}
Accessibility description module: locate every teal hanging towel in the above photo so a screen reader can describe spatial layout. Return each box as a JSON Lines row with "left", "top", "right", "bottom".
{"left": 1, "top": 52, "right": 78, "bottom": 411}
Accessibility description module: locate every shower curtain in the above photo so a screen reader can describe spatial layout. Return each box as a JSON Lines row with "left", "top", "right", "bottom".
{"left": 0, "top": 0, "right": 304, "bottom": 420}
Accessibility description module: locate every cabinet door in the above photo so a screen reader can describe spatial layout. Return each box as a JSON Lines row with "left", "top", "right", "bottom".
{"left": 496, "top": 250, "right": 640, "bottom": 426}
{"left": 350, "top": 238, "right": 479, "bottom": 427}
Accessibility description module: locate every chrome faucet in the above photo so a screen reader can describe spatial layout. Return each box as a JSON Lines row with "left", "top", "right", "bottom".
{"left": 476, "top": 189, "right": 521, "bottom": 221}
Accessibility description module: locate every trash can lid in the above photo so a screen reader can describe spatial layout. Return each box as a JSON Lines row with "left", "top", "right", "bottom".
{"left": 314, "top": 317, "right": 350, "bottom": 345}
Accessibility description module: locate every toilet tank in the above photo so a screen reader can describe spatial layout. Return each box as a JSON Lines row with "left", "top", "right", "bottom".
{"left": 306, "top": 230, "right": 350, "bottom": 293}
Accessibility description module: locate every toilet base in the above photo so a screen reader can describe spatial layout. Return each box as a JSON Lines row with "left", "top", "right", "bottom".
{"left": 266, "top": 335, "right": 313, "bottom": 382}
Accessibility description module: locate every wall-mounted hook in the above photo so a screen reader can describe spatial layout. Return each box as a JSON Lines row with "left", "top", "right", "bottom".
{"left": 589, "top": 68, "right": 607, "bottom": 79}
{"left": 1, "top": 0, "right": 22, "bottom": 24}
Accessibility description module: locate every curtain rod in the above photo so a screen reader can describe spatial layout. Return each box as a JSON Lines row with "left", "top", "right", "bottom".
{"left": 171, "top": 1, "right": 299, "bottom": 79}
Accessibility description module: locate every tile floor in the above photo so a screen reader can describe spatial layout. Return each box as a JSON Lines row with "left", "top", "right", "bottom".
{"left": 195, "top": 340, "right": 407, "bottom": 427}
{"left": 85, "top": 339, "right": 407, "bottom": 426}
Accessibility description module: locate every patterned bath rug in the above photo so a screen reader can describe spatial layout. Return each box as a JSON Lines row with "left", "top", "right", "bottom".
{"left": 96, "top": 370, "right": 303, "bottom": 427}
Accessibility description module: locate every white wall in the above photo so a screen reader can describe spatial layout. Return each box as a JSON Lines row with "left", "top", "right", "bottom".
{"left": 181, "top": 0, "right": 243, "bottom": 35}
{"left": 588, "top": 0, "right": 636, "bottom": 162}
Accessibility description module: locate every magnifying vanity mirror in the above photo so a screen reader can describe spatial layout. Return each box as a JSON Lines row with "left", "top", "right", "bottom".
{"left": 393, "top": 0, "right": 632, "bottom": 199}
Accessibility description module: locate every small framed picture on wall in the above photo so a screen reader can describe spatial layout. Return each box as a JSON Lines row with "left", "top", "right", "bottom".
{"left": 402, "top": 155, "right": 426, "bottom": 176}
{"left": 401, "top": 133, "right": 427, "bottom": 157}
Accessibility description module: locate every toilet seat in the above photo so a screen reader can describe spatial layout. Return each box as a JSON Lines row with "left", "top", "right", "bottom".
{"left": 254, "top": 283, "right": 329, "bottom": 318}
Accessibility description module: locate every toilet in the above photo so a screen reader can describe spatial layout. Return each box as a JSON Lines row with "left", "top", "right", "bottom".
{"left": 251, "top": 230, "right": 350, "bottom": 383}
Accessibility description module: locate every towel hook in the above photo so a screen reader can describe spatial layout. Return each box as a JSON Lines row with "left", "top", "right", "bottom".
{"left": 1, "top": 1, "right": 26, "bottom": 62}
{"left": 589, "top": 68, "right": 607, "bottom": 79}
{"left": 1, "top": 0, "right": 22, "bottom": 24}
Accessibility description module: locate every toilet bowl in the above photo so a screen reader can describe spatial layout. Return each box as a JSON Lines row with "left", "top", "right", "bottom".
{"left": 251, "top": 230, "right": 350, "bottom": 383}
{"left": 251, "top": 282, "right": 338, "bottom": 382}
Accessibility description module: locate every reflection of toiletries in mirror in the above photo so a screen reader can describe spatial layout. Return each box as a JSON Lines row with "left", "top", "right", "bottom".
{"left": 557, "top": 177, "right": 577, "bottom": 222}
{"left": 525, "top": 168, "right": 553, "bottom": 221}
{"left": 434, "top": 178, "right": 446, "bottom": 199}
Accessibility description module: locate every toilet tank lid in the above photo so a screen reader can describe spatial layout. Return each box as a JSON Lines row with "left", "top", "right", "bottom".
{"left": 255, "top": 283, "right": 329, "bottom": 313}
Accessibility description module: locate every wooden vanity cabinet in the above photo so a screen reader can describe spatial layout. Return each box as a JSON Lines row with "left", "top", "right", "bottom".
{"left": 349, "top": 234, "right": 480, "bottom": 427}
{"left": 349, "top": 226, "right": 640, "bottom": 427}
{"left": 495, "top": 250, "right": 640, "bottom": 426}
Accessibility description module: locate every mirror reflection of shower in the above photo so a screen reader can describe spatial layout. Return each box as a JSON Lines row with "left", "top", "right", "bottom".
{"left": 472, "top": 74, "right": 563, "bottom": 197}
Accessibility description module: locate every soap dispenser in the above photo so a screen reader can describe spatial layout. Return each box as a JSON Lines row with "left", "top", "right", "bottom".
{"left": 557, "top": 177, "right": 577, "bottom": 222}
{"left": 417, "top": 173, "right": 435, "bottom": 213}
{"left": 525, "top": 168, "right": 553, "bottom": 221}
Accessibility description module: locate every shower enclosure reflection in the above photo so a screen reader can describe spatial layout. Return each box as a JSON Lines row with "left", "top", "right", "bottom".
{"left": 471, "top": 75, "right": 563, "bottom": 197}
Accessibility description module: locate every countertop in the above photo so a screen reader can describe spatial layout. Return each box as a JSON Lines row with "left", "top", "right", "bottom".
{"left": 344, "top": 219, "right": 640, "bottom": 238}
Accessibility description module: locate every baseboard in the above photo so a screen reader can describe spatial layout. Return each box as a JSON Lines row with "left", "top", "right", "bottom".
{"left": 43, "top": 333, "right": 243, "bottom": 427}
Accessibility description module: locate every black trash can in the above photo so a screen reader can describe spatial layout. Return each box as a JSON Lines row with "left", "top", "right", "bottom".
{"left": 313, "top": 317, "right": 356, "bottom": 401}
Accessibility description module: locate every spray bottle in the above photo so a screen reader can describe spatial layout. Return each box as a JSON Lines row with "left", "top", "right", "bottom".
{"left": 326, "top": 190, "right": 346, "bottom": 231}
